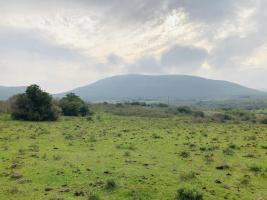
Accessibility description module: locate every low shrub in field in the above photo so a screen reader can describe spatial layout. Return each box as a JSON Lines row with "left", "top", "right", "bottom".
{"left": 193, "top": 111, "right": 205, "bottom": 118}
{"left": 261, "top": 118, "right": 267, "bottom": 124}
{"left": 180, "top": 151, "right": 190, "bottom": 158}
{"left": 156, "top": 103, "right": 169, "bottom": 108}
{"left": 105, "top": 179, "right": 117, "bottom": 191}
{"left": 175, "top": 185, "right": 203, "bottom": 200}
{"left": 223, "top": 147, "right": 235, "bottom": 155}
{"left": 180, "top": 171, "right": 197, "bottom": 181}
{"left": 177, "top": 106, "right": 192, "bottom": 114}
{"left": 249, "top": 164, "right": 262, "bottom": 173}
{"left": 88, "top": 193, "right": 100, "bottom": 200}
{"left": 240, "top": 176, "right": 250, "bottom": 185}
{"left": 212, "top": 113, "right": 232, "bottom": 122}
{"left": 127, "top": 101, "right": 147, "bottom": 106}
{"left": 226, "top": 109, "right": 254, "bottom": 121}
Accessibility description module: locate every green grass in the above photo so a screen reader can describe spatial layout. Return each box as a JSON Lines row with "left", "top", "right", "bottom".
{"left": 0, "top": 113, "right": 266, "bottom": 200}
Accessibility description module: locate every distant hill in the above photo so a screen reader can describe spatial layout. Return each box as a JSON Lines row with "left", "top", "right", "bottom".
{"left": 57, "top": 74, "right": 265, "bottom": 102}
{"left": 0, "top": 86, "right": 26, "bottom": 100}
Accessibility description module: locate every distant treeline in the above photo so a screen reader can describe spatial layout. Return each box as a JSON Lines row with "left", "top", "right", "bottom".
{"left": 1, "top": 88, "right": 267, "bottom": 124}
{"left": 90, "top": 101, "right": 267, "bottom": 124}
{"left": 192, "top": 97, "right": 267, "bottom": 110}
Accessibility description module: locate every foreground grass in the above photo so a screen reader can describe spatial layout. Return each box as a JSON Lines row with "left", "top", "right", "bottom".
{"left": 0, "top": 113, "right": 266, "bottom": 200}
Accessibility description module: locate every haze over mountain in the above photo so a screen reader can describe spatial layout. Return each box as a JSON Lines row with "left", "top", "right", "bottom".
{"left": 58, "top": 75, "right": 265, "bottom": 102}
{"left": 0, "top": 86, "right": 26, "bottom": 100}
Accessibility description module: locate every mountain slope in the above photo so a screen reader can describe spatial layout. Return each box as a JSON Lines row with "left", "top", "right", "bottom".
{"left": 59, "top": 74, "right": 265, "bottom": 101}
{"left": 0, "top": 86, "right": 26, "bottom": 100}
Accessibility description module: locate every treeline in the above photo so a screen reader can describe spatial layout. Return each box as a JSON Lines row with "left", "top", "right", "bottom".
{"left": 1, "top": 87, "right": 267, "bottom": 124}
{"left": 0, "top": 85, "right": 92, "bottom": 121}
{"left": 91, "top": 102, "right": 267, "bottom": 124}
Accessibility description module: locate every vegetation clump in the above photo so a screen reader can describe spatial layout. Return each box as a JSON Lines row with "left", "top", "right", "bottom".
{"left": 105, "top": 179, "right": 117, "bottom": 191}
{"left": 211, "top": 113, "right": 232, "bottom": 122}
{"left": 261, "top": 117, "right": 267, "bottom": 124}
{"left": 10, "top": 85, "right": 59, "bottom": 121}
{"left": 175, "top": 185, "right": 203, "bottom": 200}
{"left": 177, "top": 106, "right": 192, "bottom": 114}
{"left": 193, "top": 111, "right": 205, "bottom": 118}
{"left": 59, "top": 93, "right": 90, "bottom": 116}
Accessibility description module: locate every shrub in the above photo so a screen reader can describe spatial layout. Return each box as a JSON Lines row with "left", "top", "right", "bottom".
{"left": 156, "top": 103, "right": 169, "bottom": 108}
{"left": 10, "top": 85, "right": 59, "bottom": 121}
{"left": 87, "top": 193, "right": 100, "bottom": 200}
{"left": 59, "top": 93, "right": 91, "bottom": 116}
{"left": 261, "top": 118, "right": 267, "bottom": 124}
{"left": 212, "top": 113, "right": 232, "bottom": 122}
{"left": 175, "top": 185, "right": 203, "bottom": 200}
{"left": 180, "top": 151, "right": 190, "bottom": 158}
{"left": 223, "top": 147, "right": 235, "bottom": 155}
{"left": 177, "top": 106, "right": 192, "bottom": 115}
{"left": 105, "top": 179, "right": 117, "bottom": 191}
{"left": 249, "top": 164, "right": 262, "bottom": 173}
{"left": 180, "top": 171, "right": 197, "bottom": 181}
{"left": 193, "top": 111, "right": 205, "bottom": 118}
{"left": 129, "top": 101, "right": 147, "bottom": 106}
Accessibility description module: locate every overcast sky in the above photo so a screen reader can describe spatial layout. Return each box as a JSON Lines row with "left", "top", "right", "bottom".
{"left": 0, "top": 0, "right": 266, "bottom": 93}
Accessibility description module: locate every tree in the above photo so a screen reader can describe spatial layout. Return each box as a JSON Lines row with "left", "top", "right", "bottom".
{"left": 10, "top": 85, "right": 59, "bottom": 121}
{"left": 59, "top": 93, "right": 90, "bottom": 116}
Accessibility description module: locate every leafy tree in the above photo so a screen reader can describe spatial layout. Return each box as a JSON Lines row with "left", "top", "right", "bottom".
{"left": 10, "top": 85, "right": 59, "bottom": 121}
{"left": 59, "top": 93, "right": 90, "bottom": 116}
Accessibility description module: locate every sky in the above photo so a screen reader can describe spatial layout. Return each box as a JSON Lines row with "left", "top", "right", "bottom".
{"left": 0, "top": 0, "right": 266, "bottom": 93}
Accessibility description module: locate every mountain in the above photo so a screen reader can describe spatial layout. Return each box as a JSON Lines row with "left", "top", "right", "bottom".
{"left": 0, "top": 86, "right": 26, "bottom": 100}
{"left": 58, "top": 74, "right": 265, "bottom": 102}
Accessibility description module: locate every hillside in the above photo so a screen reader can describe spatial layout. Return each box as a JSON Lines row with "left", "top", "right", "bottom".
{"left": 0, "top": 86, "right": 26, "bottom": 100}
{"left": 59, "top": 74, "right": 265, "bottom": 102}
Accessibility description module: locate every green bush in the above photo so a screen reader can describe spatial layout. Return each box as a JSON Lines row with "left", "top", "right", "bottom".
{"left": 249, "top": 164, "right": 262, "bottom": 173}
{"left": 212, "top": 113, "right": 232, "bottom": 122}
{"left": 88, "top": 193, "right": 100, "bottom": 200}
{"left": 128, "top": 101, "right": 147, "bottom": 106}
{"left": 59, "top": 93, "right": 91, "bottom": 116}
{"left": 10, "top": 85, "right": 59, "bottom": 121}
{"left": 193, "top": 111, "right": 205, "bottom": 118}
{"left": 105, "top": 179, "right": 117, "bottom": 191}
{"left": 261, "top": 118, "right": 267, "bottom": 124}
{"left": 156, "top": 103, "right": 169, "bottom": 108}
{"left": 226, "top": 109, "right": 254, "bottom": 121}
{"left": 176, "top": 185, "right": 203, "bottom": 200}
{"left": 177, "top": 106, "right": 192, "bottom": 114}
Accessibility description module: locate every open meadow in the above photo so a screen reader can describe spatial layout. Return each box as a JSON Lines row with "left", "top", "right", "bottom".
{"left": 0, "top": 111, "right": 266, "bottom": 200}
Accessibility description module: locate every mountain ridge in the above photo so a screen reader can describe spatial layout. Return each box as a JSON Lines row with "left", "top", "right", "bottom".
{"left": 57, "top": 74, "right": 265, "bottom": 102}
{"left": 0, "top": 86, "right": 27, "bottom": 101}
{"left": 1, "top": 75, "right": 265, "bottom": 101}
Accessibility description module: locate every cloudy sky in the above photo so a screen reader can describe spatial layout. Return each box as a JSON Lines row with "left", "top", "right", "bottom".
{"left": 0, "top": 0, "right": 266, "bottom": 93}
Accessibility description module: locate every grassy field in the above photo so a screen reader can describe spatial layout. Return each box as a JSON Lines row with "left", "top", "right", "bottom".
{"left": 0, "top": 113, "right": 266, "bottom": 200}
